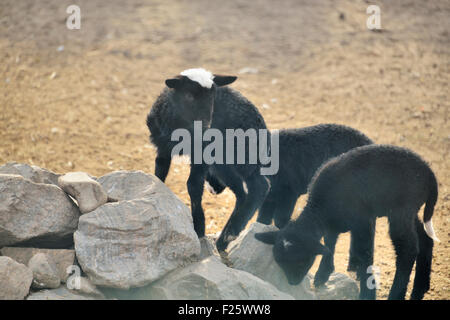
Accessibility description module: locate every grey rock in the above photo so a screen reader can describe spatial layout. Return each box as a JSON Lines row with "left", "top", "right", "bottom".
{"left": 228, "top": 222, "right": 316, "bottom": 300}
{"left": 28, "top": 253, "right": 61, "bottom": 289}
{"left": 26, "top": 286, "right": 99, "bottom": 300}
{"left": 0, "top": 162, "right": 60, "bottom": 185}
{"left": 97, "top": 170, "right": 175, "bottom": 201}
{"left": 0, "top": 256, "right": 33, "bottom": 300}
{"left": 69, "top": 277, "right": 105, "bottom": 298}
{"left": 0, "top": 174, "right": 80, "bottom": 248}
{"left": 315, "top": 273, "right": 359, "bottom": 300}
{"left": 0, "top": 247, "right": 75, "bottom": 282}
{"left": 74, "top": 171, "right": 200, "bottom": 289}
{"left": 103, "top": 256, "right": 294, "bottom": 300}
{"left": 198, "top": 236, "right": 220, "bottom": 260}
{"left": 58, "top": 172, "right": 108, "bottom": 213}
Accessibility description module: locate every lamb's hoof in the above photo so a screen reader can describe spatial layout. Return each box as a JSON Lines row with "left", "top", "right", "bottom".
{"left": 410, "top": 292, "right": 425, "bottom": 300}
{"left": 219, "top": 250, "right": 233, "bottom": 267}
{"left": 314, "top": 281, "right": 328, "bottom": 289}
{"left": 347, "top": 262, "right": 359, "bottom": 272}
{"left": 216, "top": 232, "right": 237, "bottom": 252}
{"left": 314, "top": 273, "right": 330, "bottom": 288}
{"left": 215, "top": 237, "right": 228, "bottom": 253}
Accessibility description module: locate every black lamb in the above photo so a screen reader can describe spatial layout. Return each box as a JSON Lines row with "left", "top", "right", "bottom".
{"left": 255, "top": 144, "right": 439, "bottom": 300}
{"left": 207, "top": 124, "right": 373, "bottom": 228}
{"left": 206, "top": 123, "right": 373, "bottom": 269}
{"left": 146, "top": 68, "right": 271, "bottom": 251}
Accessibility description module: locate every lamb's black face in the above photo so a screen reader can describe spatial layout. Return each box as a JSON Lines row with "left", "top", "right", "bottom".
{"left": 166, "top": 76, "right": 215, "bottom": 129}
{"left": 272, "top": 236, "right": 317, "bottom": 285}
{"left": 255, "top": 230, "right": 329, "bottom": 286}
{"left": 165, "top": 70, "right": 237, "bottom": 130}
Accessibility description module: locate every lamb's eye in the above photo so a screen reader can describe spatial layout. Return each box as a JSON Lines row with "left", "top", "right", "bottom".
{"left": 185, "top": 92, "right": 194, "bottom": 101}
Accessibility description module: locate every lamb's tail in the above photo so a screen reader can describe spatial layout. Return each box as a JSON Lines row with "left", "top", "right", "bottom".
{"left": 423, "top": 171, "right": 440, "bottom": 242}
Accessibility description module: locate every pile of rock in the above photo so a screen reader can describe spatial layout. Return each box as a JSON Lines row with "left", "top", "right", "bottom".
{"left": 0, "top": 162, "right": 359, "bottom": 300}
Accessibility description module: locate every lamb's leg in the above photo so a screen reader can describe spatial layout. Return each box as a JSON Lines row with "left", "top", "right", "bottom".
{"left": 234, "top": 173, "right": 270, "bottom": 232}
{"left": 411, "top": 216, "right": 434, "bottom": 300}
{"left": 273, "top": 187, "right": 298, "bottom": 228}
{"left": 352, "top": 219, "right": 376, "bottom": 300}
{"left": 217, "top": 170, "right": 269, "bottom": 251}
{"left": 213, "top": 167, "right": 248, "bottom": 251}
{"left": 314, "top": 232, "right": 338, "bottom": 287}
{"left": 155, "top": 155, "right": 171, "bottom": 182}
{"left": 256, "top": 188, "right": 277, "bottom": 225}
{"left": 187, "top": 164, "right": 206, "bottom": 237}
{"left": 387, "top": 214, "right": 418, "bottom": 300}
{"left": 348, "top": 219, "right": 376, "bottom": 274}
{"left": 347, "top": 233, "right": 359, "bottom": 273}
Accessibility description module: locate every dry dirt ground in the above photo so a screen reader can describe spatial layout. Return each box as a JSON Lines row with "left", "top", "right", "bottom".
{"left": 0, "top": 0, "right": 448, "bottom": 299}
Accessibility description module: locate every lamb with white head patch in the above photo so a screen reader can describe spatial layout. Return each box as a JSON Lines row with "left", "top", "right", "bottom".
{"left": 147, "top": 68, "right": 270, "bottom": 251}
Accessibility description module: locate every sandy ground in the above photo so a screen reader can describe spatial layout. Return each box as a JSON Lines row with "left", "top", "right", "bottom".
{"left": 0, "top": 0, "right": 448, "bottom": 299}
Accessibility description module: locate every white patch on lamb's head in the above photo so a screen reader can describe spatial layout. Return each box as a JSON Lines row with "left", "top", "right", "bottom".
{"left": 180, "top": 68, "right": 214, "bottom": 89}
{"left": 283, "top": 238, "right": 293, "bottom": 249}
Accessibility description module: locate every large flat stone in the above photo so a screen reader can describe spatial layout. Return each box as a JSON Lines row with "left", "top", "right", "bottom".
{"left": 0, "top": 162, "right": 60, "bottom": 185}
{"left": 74, "top": 171, "right": 200, "bottom": 289}
{"left": 0, "top": 174, "right": 80, "bottom": 248}
{"left": 102, "top": 256, "right": 294, "bottom": 300}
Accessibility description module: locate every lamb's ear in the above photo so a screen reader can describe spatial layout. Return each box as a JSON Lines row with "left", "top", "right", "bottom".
{"left": 165, "top": 78, "right": 182, "bottom": 89}
{"left": 255, "top": 231, "right": 278, "bottom": 245}
{"left": 213, "top": 75, "right": 237, "bottom": 87}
